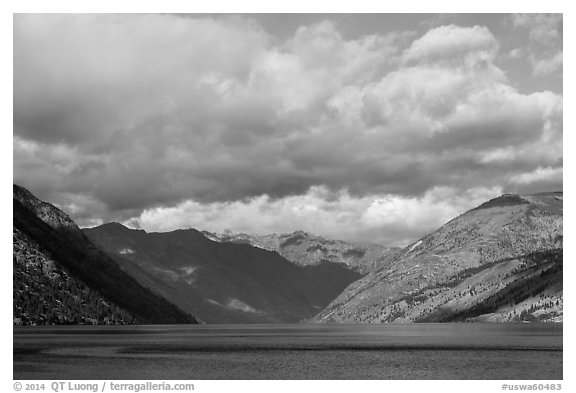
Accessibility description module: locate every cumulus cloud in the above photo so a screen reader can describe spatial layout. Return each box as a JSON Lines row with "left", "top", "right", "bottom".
{"left": 512, "top": 13, "right": 562, "bottom": 76}
{"left": 510, "top": 166, "right": 563, "bottom": 189}
{"left": 13, "top": 15, "right": 563, "bottom": 244}
{"left": 533, "top": 51, "right": 563, "bottom": 77}
{"left": 126, "top": 186, "right": 502, "bottom": 246}
{"left": 403, "top": 24, "right": 498, "bottom": 66}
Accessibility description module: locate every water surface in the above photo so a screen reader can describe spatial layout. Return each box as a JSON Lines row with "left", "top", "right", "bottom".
{"left": 13, "top": 323, "right": 562, "bottom": 379}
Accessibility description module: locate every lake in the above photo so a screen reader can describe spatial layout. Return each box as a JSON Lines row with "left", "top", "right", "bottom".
{"left": 13, "top": 323, "right": 562, "bottom": 380}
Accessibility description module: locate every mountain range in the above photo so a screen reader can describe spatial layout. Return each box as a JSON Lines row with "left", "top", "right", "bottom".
{"left": 202, "top": 230, "right": 399, "bottom": 274}
{"left": 84, "top": 223, "right": 362, "bottom": 323}
{"left": 13, "top": 185, "right": 562, "bottom": 325}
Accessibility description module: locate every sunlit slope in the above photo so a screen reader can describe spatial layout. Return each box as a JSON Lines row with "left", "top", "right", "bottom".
{"left": 314, "top": 192, "right": 563, "bottom": 323}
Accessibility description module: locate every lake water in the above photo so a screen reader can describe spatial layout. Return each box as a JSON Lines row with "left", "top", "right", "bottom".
{"left": 13, "top": 323, "right": 562, "bottom": 380}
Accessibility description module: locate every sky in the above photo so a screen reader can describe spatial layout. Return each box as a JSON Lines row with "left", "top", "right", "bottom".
{"left": 13, "top": 13, "right": 563, "bottom": 246}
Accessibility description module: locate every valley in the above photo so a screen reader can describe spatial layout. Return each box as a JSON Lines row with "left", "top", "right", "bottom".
{"left": 13, "top": 185, "right": 563, "bottom": 325}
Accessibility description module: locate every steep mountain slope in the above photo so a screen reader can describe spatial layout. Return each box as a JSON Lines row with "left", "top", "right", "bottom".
{"left": 314, "top": 192, "right": 563, "bottom": 323}
{"left": 84, "top": 224, "right": 362, "bottom": 323}
{"left": 13, "top": 227, "right": 136, "bottom": 325}
{"left": 13, "top": 185, "right": 197, "bottom": 325}
{"left": 203, "top": 230, "right": 399, "bottom": 274}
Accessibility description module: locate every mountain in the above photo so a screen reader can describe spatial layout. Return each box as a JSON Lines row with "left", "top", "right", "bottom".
{"left": 202, "top": 230, "right": 399, "bottom": 274}
{"left": 314, "top": 192, "right": 563, "bottom": 323}
{"left": 13, "top": 185, "right": 197, "bottom": 325}
{"left": 14, "top": 227, "right": 138, "bottom": 325}
{"left": 84, "top": 224, "right": 362, "bottom": 323}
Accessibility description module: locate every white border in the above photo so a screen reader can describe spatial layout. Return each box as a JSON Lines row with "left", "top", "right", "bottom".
{"left": 3, "top": 2, "right": 572, "bottom": 391}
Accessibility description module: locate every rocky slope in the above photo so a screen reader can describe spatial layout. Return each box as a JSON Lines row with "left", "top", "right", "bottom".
{"left": 203, "top": 230, "right": 399, "bottom": 274}
{"left": 13, "top": 185, "right": 198, "bottom": 325}
{"left": 84, "top": 224, "right": 362, "bottom": 323}
{"left": 314, "top": 192, "right": 563, "bottom": 323}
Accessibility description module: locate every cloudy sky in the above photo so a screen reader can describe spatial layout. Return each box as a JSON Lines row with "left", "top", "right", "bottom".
{"left": 13, "top": 13, "right": 563, "bottom": 246}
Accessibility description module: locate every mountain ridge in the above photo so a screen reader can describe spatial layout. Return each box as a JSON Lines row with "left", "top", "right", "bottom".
{"left": 201, "top": 229, "right": 400, "bottom": 274}
{"left": 13, "top": 184, "right": 198, "bottom": 325}
{"left": 313, "top": 191, "right": 563, "bottom": 323}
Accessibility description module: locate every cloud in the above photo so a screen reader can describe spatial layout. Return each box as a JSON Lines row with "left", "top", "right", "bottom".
{"left": 403, "top": 24, "right": 498, "bottom": 66}
{"left": 533, "top": 51, "right": 563, "bottom": 77}
{"left": 126, "top": 185, "right": 502, "bottom": 246}
{"left": 509, "top": 166, "right": 563, "bottom": 189}
{"left": 418, "top": 14, "right": 459, "bottom": 29}
{"left": 511, "top": 14, "right": 562, "bottom": 76}
{"left": 14, "top": 14, "right": 270, "bottom": 146}
{"left": 507, "top": 48, "right": 524, "bottom": 59}
{"left": 13, "top": 15, "right": 562, "bottom": 244}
